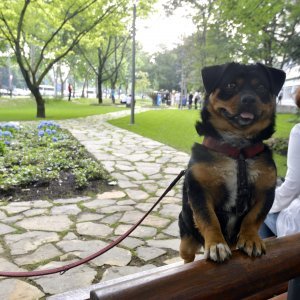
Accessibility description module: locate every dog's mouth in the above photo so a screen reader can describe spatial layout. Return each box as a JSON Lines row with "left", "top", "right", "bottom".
{"left": 220, "top": 108, "right": 256, "bottom": 126}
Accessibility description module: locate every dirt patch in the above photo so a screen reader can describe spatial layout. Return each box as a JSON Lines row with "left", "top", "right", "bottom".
{"left": 1, "top": 172, "right": 114, "bottom": 202}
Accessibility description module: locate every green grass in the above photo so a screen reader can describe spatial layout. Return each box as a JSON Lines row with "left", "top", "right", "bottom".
{"left": 110, "top": 109, "right": 201, "bottom": 153}
{"left": 0, "top": 97, "right": 126, "bottom": 121}
{"left": 275, "top": 113, "right": 300, "bottom": 138}
{"left": 109, "top": 110, "right": 297, "bottom": 177}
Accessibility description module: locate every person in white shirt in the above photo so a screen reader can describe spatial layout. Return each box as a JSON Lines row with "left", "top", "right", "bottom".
{"left": 259, "top": 123, "right": 300, "bottom": 237}
{"left": 126, "top": 94, "right": 132, "bottom": 108}
{"left": 259, "top": 87, "right": 300, "bottom": 299}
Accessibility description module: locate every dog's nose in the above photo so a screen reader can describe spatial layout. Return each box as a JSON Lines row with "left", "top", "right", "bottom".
{"left": 241, "top": 95, "right": 256, "bottom": 105}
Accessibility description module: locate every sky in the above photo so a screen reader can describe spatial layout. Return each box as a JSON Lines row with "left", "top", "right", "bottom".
{"left": 136, "top": 1, "right": 196, "bottom": 54}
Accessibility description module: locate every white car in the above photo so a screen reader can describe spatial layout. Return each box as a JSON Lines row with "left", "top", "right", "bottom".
{"left": 39, "top": 85, "right": 55, "bottom": 96}
{"left": 0, "top": 88, "right": 10, "bottom": 96}
{"left": 12, "top": 88, "right": 31, "bottom": 96}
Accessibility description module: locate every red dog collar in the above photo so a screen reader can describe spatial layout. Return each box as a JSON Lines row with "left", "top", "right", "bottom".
{"left": 202, "top": 136, "right": 264, "bottom": 159}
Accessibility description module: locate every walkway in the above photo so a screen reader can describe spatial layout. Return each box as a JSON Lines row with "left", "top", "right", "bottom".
{"left": 0, "top": 109, "right": 190, "bottom": 299}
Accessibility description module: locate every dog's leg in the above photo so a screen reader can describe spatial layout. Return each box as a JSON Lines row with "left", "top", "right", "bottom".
{"left": 190, "top": 200, "right": 232, "bottom": 263}
{"left": 237, "top": 191, "right": 274, "bottom": 257}
{"left": 180, "top": 235, "right": 200, "bottom": 264}
{"left": 186, "top": 168, "right": 232, "bottom": 263}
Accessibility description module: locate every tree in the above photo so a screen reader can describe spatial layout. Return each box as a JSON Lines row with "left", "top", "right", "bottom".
{"left": 146, "top": 49, "right": 181, "bottom": 91}
{"left": 108, "top": 36, "right": 131, "bottom": 103}
{"left": 165, "top": 0, "right": 300, "bottom": 68}
{"left": 0, "top": 0, "right": 124, "bottom": 117}
{"left": 216, "top": 0, "right": 300, "bottom": 67}
{"left": 135, "top": 71, "right": 151, "bottom": 95}
{"left": 163, "top": 0, "right": 233, "bottom": 91}
{"left": 78, "top": 34, "right": 130, "bottom": 103}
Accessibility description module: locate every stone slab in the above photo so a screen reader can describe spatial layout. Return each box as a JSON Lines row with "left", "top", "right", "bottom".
{"left": 0, "top": 223, "right": 17, "bottom": 235}
{"left": 0, "top": 279, "right": 45, "bottom": 299}
{"left": 16, "top": 215, "right": 72, "bottom": 232}
{"left": 76, "top": 222, "right": 113, "bottom": 237}
{"left": 5, "top": 231, "right": 60, "bottom": 255}
{"left": 14, "top": 244, "right": 62, "bottom": 266}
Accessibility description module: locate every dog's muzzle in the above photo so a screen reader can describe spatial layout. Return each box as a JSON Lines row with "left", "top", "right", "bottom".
{"left": 220, "top": 105, "right": 258, "bottom": 127}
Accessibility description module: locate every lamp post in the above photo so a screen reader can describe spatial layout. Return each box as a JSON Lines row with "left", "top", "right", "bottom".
{"left": 130, "top": 0, "right": 137, "bottom": 125}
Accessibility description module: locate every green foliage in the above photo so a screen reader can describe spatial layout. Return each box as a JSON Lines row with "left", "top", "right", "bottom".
{"left": 0, "top": 121, "right": 110, "bottom": 193}
{"left": 161, "top": 0, "right": 300, "bottom": 93}
{"left": 266, "top": 137, "right": 288, "bottom": 156}
{"left": 145, "top": 50, "right": 181, "bottom": 91}
{"left": 0, "top": 141, "right": 6, "bottom": 156}
{"left": 215, "top": 0, "right": 299, "bottom": 66}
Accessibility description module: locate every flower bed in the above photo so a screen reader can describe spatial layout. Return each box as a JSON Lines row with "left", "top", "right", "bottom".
{"left": 0, "top": 121, "right": 112, "bottom": 201}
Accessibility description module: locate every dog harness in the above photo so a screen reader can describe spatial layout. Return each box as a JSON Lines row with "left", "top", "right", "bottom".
{"left": 203, "top": 136, "right": 265, "bottom": 216}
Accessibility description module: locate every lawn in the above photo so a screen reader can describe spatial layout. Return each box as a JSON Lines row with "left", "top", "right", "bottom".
{"left": 109, "top": 109, "right": 298, "bottom": 177}
{"left": 0, "top": 97, "right": 127, "bottom": 121}
{"left": 110, "top": 109, "right": 200, "bottom": 153}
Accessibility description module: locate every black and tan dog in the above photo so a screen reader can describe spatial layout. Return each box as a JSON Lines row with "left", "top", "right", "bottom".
{"left": 179, "top": 62, "right": 286, "bottom": 263}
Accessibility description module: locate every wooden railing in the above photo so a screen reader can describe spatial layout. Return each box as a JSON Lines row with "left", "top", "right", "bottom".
{"left": 90, "top": 233, "right": 300, "bottom": 300}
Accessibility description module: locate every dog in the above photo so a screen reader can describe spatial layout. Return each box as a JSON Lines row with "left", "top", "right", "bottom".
{"left": 179, "top": 62, "right": 286, "bottom": 263}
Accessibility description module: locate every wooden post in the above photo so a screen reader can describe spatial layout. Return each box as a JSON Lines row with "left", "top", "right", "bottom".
{"left": 91, "top": 233, "right": 300, "bottom": 300}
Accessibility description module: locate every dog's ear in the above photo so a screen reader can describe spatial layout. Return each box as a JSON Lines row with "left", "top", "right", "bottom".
{"left": 257, "top": 63, "right": 286, "bottom": 96}
{"left": 201, "top": 63, "right": 234, "bottom": 94}
{"left": 202, "top": 64, "right": 226, "bottom": 94}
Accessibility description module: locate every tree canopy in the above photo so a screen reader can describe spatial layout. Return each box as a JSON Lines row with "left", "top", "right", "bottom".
{"left": 0, "top": 0, "right": 155, "bottom": 117}
{"left": 155, "top": 0, "right": 300, "bottom": 92}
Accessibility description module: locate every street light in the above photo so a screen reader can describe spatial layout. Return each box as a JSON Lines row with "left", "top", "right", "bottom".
{"left": 130, "top": 0, "right": 138, "bottom": 125}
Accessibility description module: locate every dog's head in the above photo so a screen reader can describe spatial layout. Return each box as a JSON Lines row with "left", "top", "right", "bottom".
{"left": 196, "top": 62, "right": 286, "bottom": 144}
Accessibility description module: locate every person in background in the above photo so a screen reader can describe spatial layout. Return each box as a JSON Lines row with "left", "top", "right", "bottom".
{"left": 68, "top": 83, "right": 72, "bottom": 101}
{"left": 126, "top": 94, "right": 132, "bottom": 108}
{"left": 174, "top": 91, "right": 181, "bottom": 107}
{"left": 193, "top": 91, "right": 200, "bottom": 109}
{"left": 156, "top": 92, "right": 162, "bottom": 106}
{"left": 111, "top": 89, "right": 115, "bottom": 103}
{"left": 260, "top": 87, "right": 300, "bottom": 299}
{"left": 188, "top": 92, "right": 193, "bottom": 109}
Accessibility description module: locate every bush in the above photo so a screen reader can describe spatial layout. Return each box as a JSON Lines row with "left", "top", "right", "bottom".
{"left": 266, "top": 137, "right": 288, "bottom": 156}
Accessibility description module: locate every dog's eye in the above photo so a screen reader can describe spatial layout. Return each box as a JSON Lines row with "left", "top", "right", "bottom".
{"left": 226, "top": 83, "right": 236, "bottom": 89}
{"left": 256, "top": 84, "right": 267, "bottom": 93}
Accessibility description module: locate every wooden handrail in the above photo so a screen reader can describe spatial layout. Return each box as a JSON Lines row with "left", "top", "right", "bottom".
{"left": 90, "top": 233, "right": 300, "bottom": 300}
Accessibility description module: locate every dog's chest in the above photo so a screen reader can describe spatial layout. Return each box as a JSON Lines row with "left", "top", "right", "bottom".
{"left": 219, "top": 157, "right": 259, "bottom": 241}
{"left": 221, "top": 157, "right": 258, "bottom": 212}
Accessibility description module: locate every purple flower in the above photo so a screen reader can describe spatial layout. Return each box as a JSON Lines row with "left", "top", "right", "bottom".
{"left": 3, "top": 131, "right": 13, "bottom": 137}
{"left": 45, "top": 128, "right": 52, "bottom": 135}
{"left": 52, "top": 137, "right": 58, "bottom": 142}
{"left": 38, "top": 130, "right": 45, "bottom": 137}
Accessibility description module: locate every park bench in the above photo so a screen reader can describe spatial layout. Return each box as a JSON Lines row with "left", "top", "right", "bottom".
{"left": 89, "top": 233, "right": 300, "bottom": 300}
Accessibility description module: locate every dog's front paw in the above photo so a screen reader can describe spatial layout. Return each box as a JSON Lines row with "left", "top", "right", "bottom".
{"left": 204, "top": 243, "right": 232, "bottom": 263}
{"left": 237, "top": 234, "right": 266, "bottom": 257}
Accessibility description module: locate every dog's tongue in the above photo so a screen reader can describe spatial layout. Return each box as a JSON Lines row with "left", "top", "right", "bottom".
{"left": 240, "top": 112, "right": 254, "bottom": 119}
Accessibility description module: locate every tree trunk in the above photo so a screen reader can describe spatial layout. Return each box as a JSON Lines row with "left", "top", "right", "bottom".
{"left": 31, "top": 87, "right": 46, "bottom": 118}
{"left": 98, "top": 73, "right": 103, "bottom": 104}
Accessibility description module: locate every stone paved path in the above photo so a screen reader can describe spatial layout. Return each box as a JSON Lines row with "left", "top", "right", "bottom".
{"left": 0, "top": 109, "right": 191, "bottom": 299}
